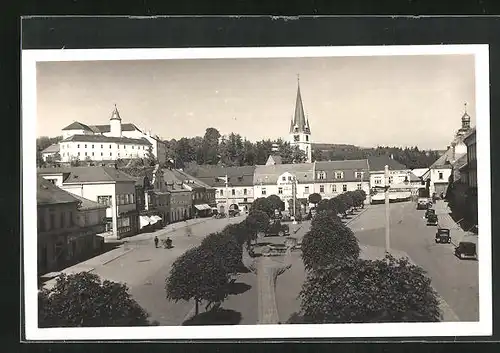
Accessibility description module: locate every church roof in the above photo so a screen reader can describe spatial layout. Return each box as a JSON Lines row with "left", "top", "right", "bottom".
{"left": 110, "top": 104, "right": 122, "bottom": 121}
{"left": 289, "top": 76, "right": 310, "bottom": 134}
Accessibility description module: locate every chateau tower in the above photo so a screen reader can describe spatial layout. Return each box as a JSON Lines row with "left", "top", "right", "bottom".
{"left": 109, "top": 104, "right": 122, "bottom": 137}
{"left": 288, "top": 75, "right": 312, "bottom": 163}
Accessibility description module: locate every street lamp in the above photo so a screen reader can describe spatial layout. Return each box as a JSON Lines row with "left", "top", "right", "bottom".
{"left": 292, "top": 175, "right": 298, "bottom": 225}
{"left": 384, "top": 165, "right": 391, "bottom": 255}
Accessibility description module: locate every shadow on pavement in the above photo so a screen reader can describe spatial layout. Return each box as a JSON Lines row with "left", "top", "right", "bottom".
{"left": 182, "top": 308, "right": 242, "bottom": 326}
{"left": 226, "top": 282, "right": 252, "bottom": 295}
{"left": 286, "top": 312, "right": 306, "bottom": 324}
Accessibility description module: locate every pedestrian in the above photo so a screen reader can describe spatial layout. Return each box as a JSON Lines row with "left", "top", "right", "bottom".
{"left": 154, "top": 236, "right": 159, "bottom": 248}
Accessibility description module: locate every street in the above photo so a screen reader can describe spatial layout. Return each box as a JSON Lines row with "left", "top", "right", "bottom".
{"left": 348, "top": 202, "right": 479, "bottom": 322}
{"left": 80, "top": 215, "right": 246, "bottom": 326}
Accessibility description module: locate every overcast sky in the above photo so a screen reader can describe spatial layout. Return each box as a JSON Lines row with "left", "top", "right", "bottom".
{"left": 36, "top": 54, "right": 475, "bottom": 150}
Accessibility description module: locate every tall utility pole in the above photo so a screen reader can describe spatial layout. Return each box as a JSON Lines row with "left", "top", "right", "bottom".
{"left": 384, "top": 165, "right": 391, "bottom": 254}
{"left": 292, "top": 176, "right": 297, "bottom": 224}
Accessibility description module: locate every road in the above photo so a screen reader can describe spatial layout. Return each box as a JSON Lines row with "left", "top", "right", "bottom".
{"left": 84, "top": 215, "right": 246, "bottom": 326}
{"left": 348, "top": 202, "right": 479, "bottom": 321}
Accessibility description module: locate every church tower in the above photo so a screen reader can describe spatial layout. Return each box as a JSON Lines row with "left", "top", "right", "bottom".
{"left": 109, "top": 104, "right": 122, "bottom": 137}
{"left": 456, "top": 102, "right": 472, "bottom": 138}
{"left": 289, "top": 75, "right": 312, "bottom": 163}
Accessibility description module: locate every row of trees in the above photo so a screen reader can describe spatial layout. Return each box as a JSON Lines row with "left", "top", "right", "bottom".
{"left": 165, "top": 212, "right": 270, "bottom": 318}
{"left": 309, "top": 190, "right": 367, "bottom": 218}
{"left": 296, "top": 208, "right": 442, "bottom": 323}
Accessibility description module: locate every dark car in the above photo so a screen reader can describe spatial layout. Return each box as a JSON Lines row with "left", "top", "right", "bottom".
{"left": 454, "top": 241, "right": 477, "bottom": 260}
{"left": 435, "top": 228, "right": 451, "bottom": 244}
{"left": 266, "top": 220, "right": 290, "bottom": 237}
{"left": 427, "top": 214, "right": 438, "bottom": 226}
{"left": 425, "top": 208, "right": 436, "bottom": 219}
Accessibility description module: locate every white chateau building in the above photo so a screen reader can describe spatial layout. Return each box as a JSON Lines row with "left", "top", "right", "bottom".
{"left": 59, "top": 105, "right": 168, "bottom": 164}
{"left": 288, "top": 77, "right": 312, "bottom": 163}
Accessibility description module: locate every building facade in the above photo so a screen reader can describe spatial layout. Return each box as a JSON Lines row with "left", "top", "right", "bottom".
{"left": 59, "top": 105, "right": 167, "bottom": 164}
{"left": 313, "top": 160, "right": 371, "bottom": 201}
{"left": 194, "top": 166, "right": 256, "bottom": 214}
{"left": 38, "top": 166, "right": 139, "bottom": 240}
{"left": 288, "top": 77, "right": 312, "bottom": 163}
{"left": 37, "top": 178, "right": 107, "bottom": 275}
{"left": 463, "top": 128, "right": 477, "bottom": 225}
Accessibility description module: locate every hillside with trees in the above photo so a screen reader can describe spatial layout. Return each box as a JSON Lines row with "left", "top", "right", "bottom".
{"left": 37, "top": 127, "right": 442, "bottom": 170}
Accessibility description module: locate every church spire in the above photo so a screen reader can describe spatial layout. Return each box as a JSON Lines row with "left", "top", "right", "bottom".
{"left": 110, "top": 103, "right": 121, "bottom": 121}
{"left": 290, "top": 74, "right": 309, "bottom": 134}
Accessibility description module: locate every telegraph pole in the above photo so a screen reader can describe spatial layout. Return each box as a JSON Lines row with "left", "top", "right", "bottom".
{"left": 225, "top": 174, "right": 229, "bottom": 220}
{"left": 384, "top": 164, "right": 391, "bottom": 255}
{"left": 292, "top": 176, "right": 297, "bottom": 224}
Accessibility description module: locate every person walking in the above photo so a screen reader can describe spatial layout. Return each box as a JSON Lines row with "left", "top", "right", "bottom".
{"left": 154, "top": 236, "right": 159, "bottom": 248}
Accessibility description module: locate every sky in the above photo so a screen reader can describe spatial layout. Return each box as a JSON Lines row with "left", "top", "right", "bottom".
{"left": 36, "top": 54, "right": 476, "bottom": 150}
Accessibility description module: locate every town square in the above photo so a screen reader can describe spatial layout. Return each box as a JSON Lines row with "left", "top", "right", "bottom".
{"left": 30, "top": 50, "right": 482, "bottom": 332}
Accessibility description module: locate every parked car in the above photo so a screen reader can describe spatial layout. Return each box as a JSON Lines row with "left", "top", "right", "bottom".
{"left": 417, "top": 197, "right": 429, "bottom": 210}
{"left": 435, "top": 228, "right": 451, "bottom": 244}
{"left": 228, "top": 209, "right": 240, "bottom": 217}
{"left": 427, "top": 214, "right": 438, "bottom": 226}
{"left": 454, "top": 241, "right": 477, "bottom": 260}
{"left": 266, "top": 220, "right": 290, "bottom": 237}
{"left": 425, "top": 208, "right": 436, "bottom": 219}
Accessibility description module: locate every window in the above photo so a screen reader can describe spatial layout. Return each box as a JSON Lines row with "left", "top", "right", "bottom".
{"left": 132, "top": 146, "right": 134, "bottom": 149}
{"left": 77, "top": 144, "right": 80, "bottom": 148}
{"left": 69, "top": 211, "right": 74, "bottom": 226}
{"left": 109, "top": 145, "right": 112, "bottom": 148}
{"left": 85, "top": 144, "right": 87, "bottom": 148}
{"left": 389, "top": 176, "right": 393, "bottom": 184}
{"left": 125, "top": 194, "right": 130, "bottom": 204}
{"left": 288, "top": 176, "right": 292, "bottom": 181}
{"left": 85, "top": 152, "right": 87, "bottom": 156}
{"left": 130, "top": 194, "right": 134, "bottom": 204}
{"left": 438, "top": 172, "right": 443, "bottom": 180}
{"left": 278, "top": 187, "right": 283, "bottom": 194}
{"left": 343, "top": 184, "right": 347, "bottom": 192}
{"left": 294, "top": 135, "right": 300, "bottom": 142}
{"left": 49, "top": 213, "right": 55, "bottom": 230}
{"left": 355, "top": 172, "right": 363, "bottom": 179}
{"left": 124, "top": 145, "right": 126, "bottom": 149}
{"left": 92, "top": 144, "right": 94, "bottom": 149}
{"left": 374, "top": 178, "right": 382, "bottom": 185}
{"left": 97, "top": 195, "right": 112, "bottom": 206}
{"left": 306, "top": 135, "right": 309, "bottom": 141}
{"left": 317, "top": 171, "right": 326, "bottom": 180}
{"left": 78, "top": 152, "right": 81, "bottom": 156}
{"left": 282, "top": 176, "right": 286, "bottom": 181}
{"left": 243, "top": 188, "right": 247, "bottom": 195}
{"left": 262, "top": 187, "right": 267, "bottom": 195}
{"left": 101, "top": 152, "right": 103, "bottom": 156}
{"left": 232, "top": 189, "right": 235, "bottom": 196}
{"left": 320, "top": 185, "right": 325, "bottom": 193}
{"left": 47, "top": 179, "right": 56, "bottom": 184}
{"left": 335, "top": 172, "right": 343, "bottom": 179}
{"left": 332, "top": 184, "right": 337, "bottom": 192}
{"left": 220, "top": 189, "right": 224, "bottom": 196}
{"left": 243, "top": 198, "right": 248, "bottom": 202}
{"left": 304, "top": 186, "right": 310, "bottom": 194}
{"left": 60, "top": 212, "right": 65, "bottom": 228}
{"left": 117, "top": 145, "right": 120, "bottom": 149}
{"left": 357, "top": 183, "right": 362, "bottom": 190}
{"left": 101, "top": 144, "right": 103, "bottom": 148}
{"left": 92, "top": 152, "right": 94, "bottom": 156}
{"left": 110, "top": 152, "right": 112, "bottom": 156}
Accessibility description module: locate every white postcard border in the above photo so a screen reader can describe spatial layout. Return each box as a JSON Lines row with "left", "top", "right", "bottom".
{"left": 22, "top": 44, "right": 492, "bottom": 340}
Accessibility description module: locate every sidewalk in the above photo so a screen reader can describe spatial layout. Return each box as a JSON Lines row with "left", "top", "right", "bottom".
{"left": 434, "top": 200, "right": 478, "bottom": 248}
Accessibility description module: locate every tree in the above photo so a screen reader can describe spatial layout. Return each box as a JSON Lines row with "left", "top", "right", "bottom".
{"left": 200, "top": 231, "right": 243, "bottom": 275}
{"left": 250, "top": 197, "right": 275, "bottom": 217}
{"left": 244, "top": 210, "right": 270, "bottom": 245}
{"left": 266, "top": 195, "right": 285, "bottom": 213}
{"left": 166, "top": 246, "right": 230, "bottom": 315}
{"left": 356, "top": 189, "right": 367, "bottom": 208}
{"left": 291, "top": 145, "right": 307, "bottom": 164}
{"left": 342, "top": 192, "right": 354, "bottom": 211}
{"left": 326, "top": 198, "right": 339, "bottom": 215}
{"left": 316, "top": 199, "right": 331, "bottom": 213}
{"left": 334, "top": 194, "right": 349, "bottom": 218}
{"left": 201, "top": 127, "right": 221, "bottom": 165}
{"left": 221, "top": 221, "right": 249, "bottom": 246}
{"left": 38, "top": 272, "right": 151, "bottom": 327}
{"left": 308, "top": 193, "right": 322, "bottom": 207}
{"left": 301, "top": 211, "right": 359, "bottom": 272}
{"left": 299, "top": 255, "right": 441, "bottom": 323}
{"left": 145, "top": 145, "right": 158, "bottom": 166}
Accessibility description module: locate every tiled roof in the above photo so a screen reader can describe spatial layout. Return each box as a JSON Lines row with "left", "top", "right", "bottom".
{"left": 411, "top": 168, "right": 429, "bottom": 178}
{"left": 61, "top": 134, "right": 151, "bottom": 145}
{"left": 194, "top": 166, "right": 256, "bottom": 187}
{"left": 38, "top": 166, "right": 137, "bottom": 183}
{"left": 367, "top": 155, "right": 408, "bottom": 171}
{"left": 41, "top": 144, "right": 60, "bottom": 154}
{"left": 61, "top": 121, "right": 94, "bottom": 131}
{"left": 314, "top": 160, "right": 370, "bottom": 182}
{"left": 174, "top": 169, "right": 215, "bottom": 189}
{"left": 89, "top": 123, "right": 140, "bottom": 134}
{"left": 254, "top": 163, "right": 315, "bottom": 184}
{"left": 71, "top": 194, "right": 108, "bottom": 210}
{"left": 463, "top": 127, "right": 476, "bottom": 145}
{"left": 409, "top": 172, "right": 421, "bottom": 182}
{"left": 37, "top": 177, "right": 79, "bottom": 206}
{"left": 266, "top": 155, "right": 282, "bottom": 165}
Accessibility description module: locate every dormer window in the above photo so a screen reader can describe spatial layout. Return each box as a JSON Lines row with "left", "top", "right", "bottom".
{"left": 317, "top": 171, "right": 326, "bottom": 180}
{"left": 335, "top": 172, "right": 343, "bottom": 179}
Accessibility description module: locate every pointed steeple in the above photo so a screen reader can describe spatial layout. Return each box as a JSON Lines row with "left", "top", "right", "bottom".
{"left": 110, "top": 104, "right": 121, "bottom": 121}
{"left": 291, "top": 74, "right": 308, "bottom": 134}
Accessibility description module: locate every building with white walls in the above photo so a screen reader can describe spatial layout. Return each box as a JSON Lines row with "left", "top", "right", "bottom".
{"left": 59, "top": 105, "right": 168, "bottom": 165}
